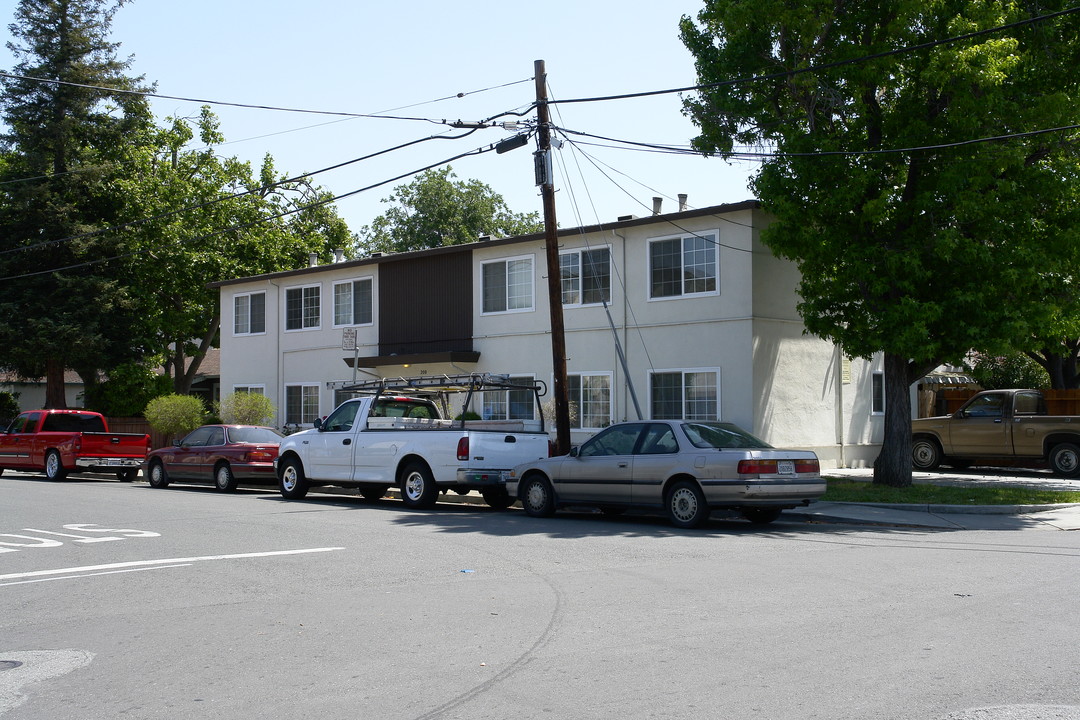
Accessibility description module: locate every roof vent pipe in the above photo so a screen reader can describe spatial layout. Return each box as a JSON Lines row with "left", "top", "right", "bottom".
{"left": 334, "top": 248, "right": 344, "bottom": 263}
{"left": 308, "top": 252, "right": 318, "bottom": 267}
{"left": 652, "top": 197, "right": 662, "bottom": 215}
{"left": 678, "top": 193, "right": 688, "bottom": 211}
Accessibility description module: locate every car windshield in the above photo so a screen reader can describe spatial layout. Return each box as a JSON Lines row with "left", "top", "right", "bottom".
{"left": 228, "top": 427, "right": 283, "bottom": 444}
{"left": 681, "top": 422, "right": 772, "bottom": 450}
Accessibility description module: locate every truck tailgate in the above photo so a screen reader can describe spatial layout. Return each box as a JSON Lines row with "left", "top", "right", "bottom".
{"left": 464, "top": 431, "right": 549, "bottom": 468}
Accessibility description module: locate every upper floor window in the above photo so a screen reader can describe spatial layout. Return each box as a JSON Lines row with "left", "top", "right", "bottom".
{"left": 649, "top": 234, "right": 717, "bottom": 299}
{"left": 333, "top": 278, "right": 373, "bottom": 327}
{"left": 233, "top": 291, "right": 266, "bottom": 335}
{"left": 482, "top": 256, "right": 533, "bottom": 313}
{"left": 285, "top": 285, "right": 321, "bottom": 331}
{"left": 651, "top": 369, "right": 719, "bottom": 421}
{"left": 561, "top": 247, "right": 611, "bottom": 306}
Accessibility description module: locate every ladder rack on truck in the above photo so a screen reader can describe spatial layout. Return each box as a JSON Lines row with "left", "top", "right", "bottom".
{"left": 340, "top": 373, "right": 548, "bottom": 432}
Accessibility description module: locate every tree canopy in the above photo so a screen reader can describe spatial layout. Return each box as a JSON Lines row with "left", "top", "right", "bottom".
{"left": 114, "top": 108, "right": 352, "bottom": 394}
{"left": 0, "top": 0, "right": 154, "bottom": 407}
{"left": 681, "top": 0, "right": 1080, "bottom": 485}
{"left": 358, "top": 167, "right": 542, "bottom": 254}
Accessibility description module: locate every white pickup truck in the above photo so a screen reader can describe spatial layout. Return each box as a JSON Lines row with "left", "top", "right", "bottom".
{"left": 274, "top": 375, "right": 552, "bottom": 509}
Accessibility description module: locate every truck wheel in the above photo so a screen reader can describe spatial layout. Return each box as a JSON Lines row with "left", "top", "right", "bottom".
{"left": 481, "top": 488, "right": 515, "bottom": 510}
{"left": 44, "top": 450, "right": 68, "bottom": 481}
{"left": 399, "top": 461, "right": 438, "bottom": 509}
{"left": 214, "top": 462, "right": 238, "bottom": 492}
{"left": 279, "top": 457, "right": 309, "bottom": 499}
{"left": 148, "top": 460, "right": 170, "bottom": 488}
{"left": 520, "top": 475, "right": 555, "bottom": 518}
{"left": 911, "top": 438, "right": 943, "bottom": 470}
{"left": 1049, "top": 443, "right": 1080, "bottom": 478}
{"left": 666, "top": 480, "right": 709, "bottom": 529}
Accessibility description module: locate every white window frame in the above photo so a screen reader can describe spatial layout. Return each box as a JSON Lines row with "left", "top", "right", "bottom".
{"left": 332, "top": 276, "right": 374, "bottom": 328}
{"left": 232, "top": 291, "right": 266, "bottom": 336}
{"left": 647, "top": 232, "right": 719, "bottom": 301}
{"left": 284, "top": 283, "right": 322, "bottom": 332}
{"left": 872, "top": 371, "right": 885, "bottom": 415}
{"left": 232, "top": 384, "right": 266, "bottom": 395}
{"left": 284, "top": 383, "right": 320, "bottom": 426}
{"left": 648, "top": 368, "right": 720, "bottom": 421}
{"left": 560, "top": 246, "right": 612, "bottom": 307}
{"left": 481, "top": 254, "right": 535, "bottom": 315}
{"left": 567, "top": 371, "right": 613, "bottom": 430}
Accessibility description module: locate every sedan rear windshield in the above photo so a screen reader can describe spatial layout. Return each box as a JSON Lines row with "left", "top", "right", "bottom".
{"left": 229, "top": 427, "right": 284, "bottom": 444}
{"left": 681, "top": 422, "right": 772, "bottom": 450}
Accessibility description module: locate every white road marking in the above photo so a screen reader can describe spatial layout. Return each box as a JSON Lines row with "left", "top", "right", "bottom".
{"left": 0, "top": 564, "right": 192, "bottom": 587}
{"left": 0, "top": 547, "right": 346, "bottom": 582}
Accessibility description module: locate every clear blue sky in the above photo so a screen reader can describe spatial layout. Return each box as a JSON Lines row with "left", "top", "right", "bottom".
{"left": 1, "top": 0, "right": 759, "bottom": 236}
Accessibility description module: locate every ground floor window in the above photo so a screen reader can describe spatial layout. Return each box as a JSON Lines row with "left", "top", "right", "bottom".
{"left": 568, "top": 373, "right": 611, "bottom": 429}
{"left": 650, "top": 370, "right": 719, "bottom": 421}
{"left": 482, "top": 376, "right": 535, "bottom": 420}
{"left": 233, "top": 385, "right": 265, "bottom": 395}
{"left": 285, "top": 384, "right": 320, "bottom": 426}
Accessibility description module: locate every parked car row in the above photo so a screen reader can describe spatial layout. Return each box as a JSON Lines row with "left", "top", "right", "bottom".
{"left": 1, "top": 377, "right": 826, "bottom": 530}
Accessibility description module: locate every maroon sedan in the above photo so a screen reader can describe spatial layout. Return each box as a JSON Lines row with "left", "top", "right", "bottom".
{"left": 144, "top": 425, "right": 282, "bottom": 492}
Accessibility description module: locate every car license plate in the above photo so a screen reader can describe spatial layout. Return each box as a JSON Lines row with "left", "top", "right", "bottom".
{"left": 108, "top": 459, "right": 123, "bottom": 466}
{"left": 777, "top": 460, "right": 795, "bottom": 475}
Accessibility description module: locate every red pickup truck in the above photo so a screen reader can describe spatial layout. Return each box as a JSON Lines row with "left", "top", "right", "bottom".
{"left": 0, "top": 409, "right": 151, "bottom": 481}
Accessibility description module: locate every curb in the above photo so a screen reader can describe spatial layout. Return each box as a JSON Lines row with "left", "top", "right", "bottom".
{"left": 816, "top": 500, "right": 1080, "bottom": 515}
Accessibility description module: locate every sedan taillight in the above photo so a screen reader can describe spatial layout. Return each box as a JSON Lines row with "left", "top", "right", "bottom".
{"left": 738, "top": 459, "right": 778, "bottom": 475}
{"left": 246, "top": 449, "right": 276, "bottom": 463}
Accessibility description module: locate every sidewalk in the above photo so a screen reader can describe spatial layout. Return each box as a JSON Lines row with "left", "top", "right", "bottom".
{"left": 796, "top": 467, "right": 1080, "bottom": 530}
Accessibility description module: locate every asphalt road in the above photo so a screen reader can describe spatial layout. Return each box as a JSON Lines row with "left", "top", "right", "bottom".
{"left": 2, "top": 471, "right": 1079, "bottom": 720}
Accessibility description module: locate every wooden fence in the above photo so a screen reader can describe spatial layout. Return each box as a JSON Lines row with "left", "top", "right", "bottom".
{"left": 107, "top": 416, "right": 171, "bottom": 450}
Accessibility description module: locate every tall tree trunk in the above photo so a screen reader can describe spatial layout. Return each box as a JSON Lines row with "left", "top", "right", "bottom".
{"left": 45, "top": 357, "right": 67, "bottom": 409}
{"left": 873, "top": 352, "right": 916, "bottom": 487}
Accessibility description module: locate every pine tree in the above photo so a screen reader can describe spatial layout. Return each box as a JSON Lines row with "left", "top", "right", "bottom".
{"left": 0, "top": 0, "right": 153, "bottom": 407}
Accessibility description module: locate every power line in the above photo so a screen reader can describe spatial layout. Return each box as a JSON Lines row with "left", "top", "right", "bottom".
{"left": 0, "top": 70, "right": 534, "bottom": 125}
{"left": 558, "top": 124, "right": 1080, "bottom": 160}
{"left": 0, "top": 127, "right": 485, "bottom": 256}
{"left": 0, "top": 139, "right": 509, "bottom": 281}
{"left": 548, "top": 5, "right": 1080, "bottom": 107}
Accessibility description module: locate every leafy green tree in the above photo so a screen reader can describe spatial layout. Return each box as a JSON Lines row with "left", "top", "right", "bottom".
{"left": 681, "top": 0, "right": 1080, "bottom": 486}
{"left": 215, "top": 391, "right": 275, "bottom": 426}
{"left": 81, "top": 361, "right": 171, "bottom": 417}
{"left": 967, "top": 352, "right": 1050, "bottom": 390}
{"left": 0, "top": 391, "right": 20, "bottom": 426}
{"left": 114, "top": 108, "right": 353, "bottom": 393}
{"left": 144, "top": 393, "right": 205, "bottom": 441}
{"left": 0, "top": 0, "right": 153, "bottom": 407}
{"left": 358, "top": 167, "right": 542, "bottom": 254}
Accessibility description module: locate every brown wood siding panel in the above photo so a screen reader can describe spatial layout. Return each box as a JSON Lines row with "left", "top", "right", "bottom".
{"left": 379, "top": 251, "right": 473, "bottom": 355}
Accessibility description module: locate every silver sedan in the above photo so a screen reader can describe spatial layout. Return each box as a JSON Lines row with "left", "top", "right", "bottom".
{"left": 506, "top": 420, "right": 824, "bottom": 528}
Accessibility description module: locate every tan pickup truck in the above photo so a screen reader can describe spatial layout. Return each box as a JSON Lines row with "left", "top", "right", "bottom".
{"left": 911, "top": 389, "right": 1080, "bottom": 476}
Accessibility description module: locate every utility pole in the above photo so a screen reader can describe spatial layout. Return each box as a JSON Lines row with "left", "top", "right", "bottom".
{"left": 534, "top": 59, "right": 571, "bottom": 455}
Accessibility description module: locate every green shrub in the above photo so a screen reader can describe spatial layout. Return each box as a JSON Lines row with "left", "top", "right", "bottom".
{"left": 215, "top": 392, "right": 275, "bottom": 426}
{"left": 144, "top": 394, "right": 207, "bottom": 441}
{"left": 0, "top": 391, "right": 20, "bottom": 427}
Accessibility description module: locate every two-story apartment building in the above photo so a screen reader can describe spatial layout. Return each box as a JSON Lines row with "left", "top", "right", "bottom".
{"left": 212, "top": 200, "right": 885, "bottom": 468}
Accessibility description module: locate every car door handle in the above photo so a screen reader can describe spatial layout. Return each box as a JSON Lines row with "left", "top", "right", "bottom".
{"left": 618, "top": 462, "right": 628, "bottom": 468}
{"left": 343, "top": 439, "right": 352, "bottom": 445}
{"left": 504, "top": 436, "right": 517, "bottom": 443}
